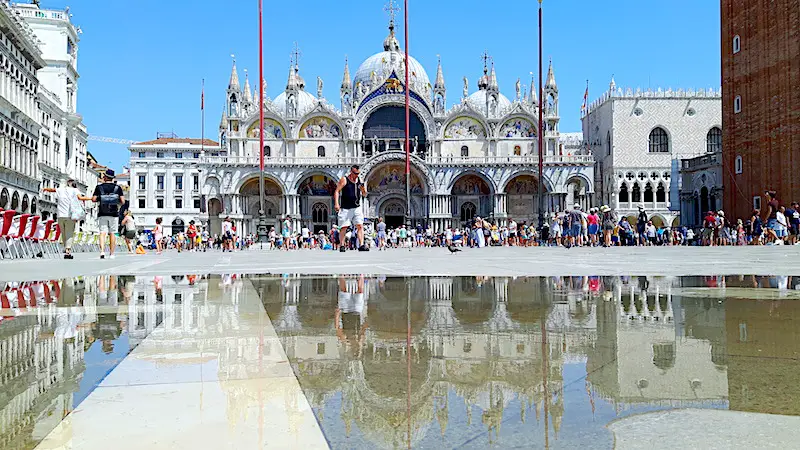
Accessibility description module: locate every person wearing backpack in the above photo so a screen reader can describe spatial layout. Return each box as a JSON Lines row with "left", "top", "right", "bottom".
{"left": 92, "top": 169, "right": 125, "bottom": 259}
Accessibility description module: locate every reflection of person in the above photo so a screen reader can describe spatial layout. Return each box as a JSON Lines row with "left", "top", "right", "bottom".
{"left": 334, "top": 165, "right": 368, "bottom": 252}
{"left": 335, "top": 275, "right": 368, "bottom": 357}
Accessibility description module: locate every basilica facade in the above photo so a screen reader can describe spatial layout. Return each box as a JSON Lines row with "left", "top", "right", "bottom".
{"left": 200, "top": 16, "right": 594, "bottom": 235}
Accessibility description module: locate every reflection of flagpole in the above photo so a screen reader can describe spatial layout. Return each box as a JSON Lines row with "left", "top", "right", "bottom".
{"left": 406, "top": 278, "right": 412, "bottom": 449}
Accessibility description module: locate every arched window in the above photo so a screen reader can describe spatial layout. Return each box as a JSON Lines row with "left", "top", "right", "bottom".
{"left": 619, "top": 183, "right": 629, "bottom": 204}
{"left": 21, "top": 194, "right": 29, "bottom": 213}
{"left": 632, "top": 183, "right": 642, "bottom": 203}
{"left": 734, "top": 95, "right": 742, "bottom": 113}
{"left": 606, "top": 131, "right": 611, "bottom": 156}
{"left": 229, "top": 95, "right": 238, "bottom": 116}
{"left": 263, "top": 145, "right": 271, "bottom": 157}
{"left": 656, "top": 183, "right": 666, "bottom": 203}
{"left": 735, "top": 155, "right": 743, "bottom": 174}
{"left": 644, "top": 183, "right": 654, "bottom": 203}
{"left": 312, "top": 203, "right": 329, "bottom": 223}
{"left": 10, "top": 191, "right": 19, "bottom": 210}
{"left": 733, "top": 35, "right": 741, "bottom": 54}
{"left": 317, "top": 146, "right": 326, "bottom": 157}
{"left": 460, "top": 202, "right": 477, "bottom": 222}
{"left": 0, "top": 187, "right": 8, "bottom": 208}
{"left": 706, "top": 127, "right": 722, "bottom": 153}
{"left": 648, "top": 127, "right": 669, "bottom": 153}
{"left": 461, "top": 145, "right": 469, "bottom": 157}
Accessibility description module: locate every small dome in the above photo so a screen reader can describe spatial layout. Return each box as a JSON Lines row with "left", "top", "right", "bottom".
{"left": 467, "top": 90, "right": 511, "bottom": 113}
{"left": 272, "top": 90, "right": 317, "bottom": 116}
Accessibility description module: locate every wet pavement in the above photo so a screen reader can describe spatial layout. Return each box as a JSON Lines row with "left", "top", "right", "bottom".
{"left": 1, "top": 274, "right": 799, "bottom": 449}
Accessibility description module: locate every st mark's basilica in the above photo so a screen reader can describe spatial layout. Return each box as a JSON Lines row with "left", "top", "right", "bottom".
{"left": 200, "top": 9, "right": 594, "bottom": 235}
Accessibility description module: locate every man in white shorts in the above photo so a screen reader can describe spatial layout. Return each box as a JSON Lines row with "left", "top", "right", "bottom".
{"left": 334, "top": 165, "right": 368, "bottom": 252}
{"left": 335, "top": 275, "right": 368, "bottom": 355}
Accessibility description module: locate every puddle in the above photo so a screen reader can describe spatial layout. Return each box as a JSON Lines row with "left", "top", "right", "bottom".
{"left": 258, "top": 275, "right": 800, "bottom": 448}
{"left": 1, "top": 274, "right": 798, "bottom": 449}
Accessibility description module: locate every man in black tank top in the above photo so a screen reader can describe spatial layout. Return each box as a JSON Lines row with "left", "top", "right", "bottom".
{"left": 334, "top": 165, "right": 368, "bottom": 252}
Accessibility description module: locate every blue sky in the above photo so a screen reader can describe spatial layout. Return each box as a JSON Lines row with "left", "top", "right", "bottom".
{"left": 70, "top": 0, "right": 720, "bottom": 170}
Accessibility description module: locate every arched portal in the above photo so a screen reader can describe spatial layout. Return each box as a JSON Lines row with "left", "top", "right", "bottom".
{"left": 566, "top": 176, "right": 589, "bottom": 211}
{"left": 505, "top": 174, "right": 544, "bottom": 224}
{"left": 240, "top": 177, "right": 284, "bottom": 235}
{"left": 452, "top": 173, "right": 492, "bottom": 224}
{"left": 171, "top": 217, "right": 185, "bottom": 235}
{"left": 298, "top": 174, "right": 337, "bottom": 233}
{"left": 381, "top": 200, "right": 406, "bottom": 228}
{"left": 366, "top": 162, "right": 427, "bottom": 226}
{"left": 362, "top": 106, "right": 427, "bottom": 157}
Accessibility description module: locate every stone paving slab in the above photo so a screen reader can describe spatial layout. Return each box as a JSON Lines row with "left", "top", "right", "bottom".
{"left": 3, "top": 246, "right": 800, "bottom": 281}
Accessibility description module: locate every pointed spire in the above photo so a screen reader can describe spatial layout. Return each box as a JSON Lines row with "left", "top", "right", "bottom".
{"left": 262, "top": 78, "right": 268, "bottom": 102}
{"left": 434, "top": 55, "right": 445, "bottom": 90}
{"left": 341, "top": 56, "right": 351, "bottom": 90}
{"left": 546, "top": 58, "right": 557, "bottom": 91}
{"left": 609, "top": 75, "right": 616, "bottom": 92}
{"left": 219, "top": 108, "right": 228, "bottom": 130}
{"left": 383, "top": 0, "right": 401, "bottom": 51}
{"left": 286, "top": 59, "right": 298, "bottom": 90}
{"left": 228, "top": 56, "right": 240, "bottom": 91}
{"left": 488, "top": 61, "right": 498, "bottom": 91}
{"left": 529, "top": 72, "right": 538, "bottom": 104}
{"left": 243, "top": 70, "right": 252, "bottom": 103}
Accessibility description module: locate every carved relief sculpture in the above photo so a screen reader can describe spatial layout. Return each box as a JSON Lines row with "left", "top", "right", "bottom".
{"left": 444, "top": 117, "right": 486, "bottom": 139}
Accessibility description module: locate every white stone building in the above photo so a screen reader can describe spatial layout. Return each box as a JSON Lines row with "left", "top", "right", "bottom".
{"left": 0, "top": 1, "right": 44, "bottom": 215}
{"left": 583, "top": 79, "right": 721, "bottom": 227}
{"left": 194, "top": 12, "right": 593, "bottom": 235}
{"left": 128, "top": 135, "right": 220, "bottom": 234}
{"left": 11, "top": 2, "right": 92, "bottom": 220}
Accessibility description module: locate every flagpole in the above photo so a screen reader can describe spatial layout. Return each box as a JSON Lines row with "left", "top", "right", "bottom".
{"left": 404, "top": 0, "right": 411, "bottom": 228}
{"left": 257, "top": 0, "right": 267, "bottom": 244}
{"left": 537, "top": 0, "right": 544, "bottom": 228}
{"left": 201, "top": 79, "right": 205, "bottom": 156}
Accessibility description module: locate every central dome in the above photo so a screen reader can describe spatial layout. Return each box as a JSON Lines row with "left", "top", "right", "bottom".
{"left": 352, "top": 23, "right": 431, "bottom": 103}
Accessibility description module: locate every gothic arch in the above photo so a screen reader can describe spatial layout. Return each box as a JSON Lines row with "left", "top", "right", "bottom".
{"left": 243, "top": 113, "right": 289, "bottom": 140}
{"left": 360, "top": 151, "right": 433, "bottom": 193}
{"left": 564, "top": 172, "right": 595, "bottom": 194}
{"left": 296, "top": 110, "right": 347, "bottom": 140}
{"left": 503, "top": 174, "right": 548, "bottom": 194}
{"left": 234, "top": 172, "right": 288, "bottom": 195}
{"left": 496, "top": 114, "right": 538, "bottom": 139}
{"left": 293, "top": 170, "right": 340, "bottom": 193}
{"left": 449, "top": 170, "right": 496, "bottom": 195}
{"left": 441, "top": 112, "right": 489, "bottom": 140}
{"left": 353, "top": 94, "right": 435, "bottom": 142}
{"left": 499, "top": 169, "right": 554, "bottom": 193}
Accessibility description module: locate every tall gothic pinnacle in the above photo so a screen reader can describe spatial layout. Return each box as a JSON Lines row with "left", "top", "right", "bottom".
{"left": 545, "top": 58, "right": 557, "bottom": 91}
{"left": 219, "top": 107, "right": 228, "bottom": 130}
{"left": 488, "top": 61, "right": 498, "bottom": 91}
{"left": 286, "top": 62, "right": 297, "bottom": 90}
{"left": 243, "top": 70, "right": 252, "bottom": 102}
{"left": 341, "top": 56, "right": 351, "bottom": 90}
{"left": 609, "top": 75, "right": 616, "bottom": 92}
{"left": 529, "top": 72, "right": 538, "bottom": 104}
{"left": 434, "top": 55, "right": 445, "bottom": 90}
{"left": 228, "top": 57, "right": 240, "bottom": 91}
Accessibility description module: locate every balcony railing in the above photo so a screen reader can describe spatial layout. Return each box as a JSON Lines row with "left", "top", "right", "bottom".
{"left": 200, "top": 153, "right": 594, "bottom": 167}
{"left": 682, "top": 152, "right": 721, "bottom": 171}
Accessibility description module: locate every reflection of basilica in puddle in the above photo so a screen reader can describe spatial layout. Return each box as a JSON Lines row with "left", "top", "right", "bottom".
{"left": 260, "top": 275, "right": 800, "bottom": 448}
{"left": 1, "top": 274, "right": 799, "bottom": 448}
